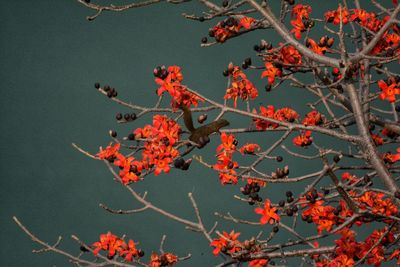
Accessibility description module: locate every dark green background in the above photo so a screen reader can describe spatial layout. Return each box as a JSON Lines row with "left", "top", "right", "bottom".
{"left": 0, "top": 1, "right": 394, "bottom": 266}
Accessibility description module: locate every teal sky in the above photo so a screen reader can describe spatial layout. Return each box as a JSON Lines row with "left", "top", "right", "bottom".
{"left": 1, "top": 1, "right": 396, "bottom": 266}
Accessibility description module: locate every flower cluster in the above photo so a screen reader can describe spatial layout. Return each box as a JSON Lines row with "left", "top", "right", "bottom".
{"left": 209, "top": 16, "right": 256, "bottom": 43}
{"left": 135, "top": 115, "right": 181, "bottom": 176}
{"left": 214, "top": 133, "right": 239, "bottom": 184}
{"left": 325, "top": 7, "right": 400, "bottom": 55}
{"left": 301, "top": 191, "right": 337, "bottom": 234}
{"left": 324, "top": 6, "right": 349, "bottom": 25}
{"left": 224, "top": 65, "right": 259, "bottom": 107}
{"left": 155, "top": 65, "right": 203, "bottom": 109}
{"left": 252, "top": 105, "right": 299, "bottom": 130}
{"left": 290, "top": 4, "right": 312, "bottom": 39}
{"left": 302, "top": 110, "right": 325, "bottom": 126}
{"left": 355, "top": 191, "right": 398, "bottom": 218}
{"left": 211, "top": 231, "right": 268, "bottom": 266}
{"left": 97, "top": 115, "right": 181, "bottom": 184}
{"left": 92, "top": 232, "right": 144, "bottom": 262}
{"left": 279, "top": 45, "right": 302, "bottom": 66}
{"left": 315, "top": 227, "right": 399, "bottom": 266}
{"left": 97, "top": 143, "right": 141, "bottom": 184}
{"left": 149, "top": 252, "right": 178, "bottom": 267}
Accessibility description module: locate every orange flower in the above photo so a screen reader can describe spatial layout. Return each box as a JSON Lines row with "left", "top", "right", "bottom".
{"left": 378, "top": 80, "right": 400, "bottom": 103}
{"left": 224, "top": 66, "right": 258, "bottom": 108}
{"left": 253, "top": 105, "right": 277, "bottom": 130}
{"left": 383, "top": 147, "right": 400, "bottom": 164}
{"left": 249, "top": 259, "right": 268, "bottom": 267}
{"left": 325, "top": 6, "right": 349, "bottom": 25}
{"left": 255, "top": 199, "right": 280, "bottom": 224}
{"left": 239, "top": 17, "right": 256, "bottom": 29}
{"left": 217, "top": 133, "right": 237, "bottom": 153}
{"left": 261, "top": 62, "right": 282, "bottom": 84}
{"left": 239, "top": 143, "right": 261, "bottom": 155}
{"left": 96, "top": 143, "right": 121, "bottom": 160}
{"left": 280, "top": 45, "right": 302, "bottom": 66}
{"left": 153, "top": 157, "right": 172, "bottom": 176}
{"left": 306, "top": 38, "right": 327, "bottom": 55}
{"left": 210, "top": 231, "right": 241, "bottom": 256}
{"left": 274, "top": 107, "right": 299, "bottom": 122}
{"left": 290, "top": 17, "right": 306, "bottom": 39}
{"left": 333, "top": 254, "right": 354, "bottom": 267}
{"left": 120, "top": 240, "right": 139, "bottom": 262}
{"left": 302, "top": 111, "right": 324, "bottom": 126}
{"left": 149, "top": 252, "right": 178, "bottom": 267}
{"left": 92, "top": 232, "right": 125, "bottom": 258}
{"left": 293, "top": 131, "right": 313, "bottom": 147}
{"left": 292, "top": 4, "right": 311, "bottom": 20}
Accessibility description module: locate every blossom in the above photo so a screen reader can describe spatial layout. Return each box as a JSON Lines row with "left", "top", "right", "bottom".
{"left": 92, "top": 232, "right": 125, "bottom": 258}
{"left": 239, "top": 17, "right": 256, "bottom": 29}
{"left": 302, "top": 111, "right": 324, "bottom": 126}
{"left": 224, "top": 66, "right": 258, "bottom": 107}
{"left": 293, "top": 131, "right": 312, "bottom": 147}
{"left": 378, "top": 80, "right": 400, "bottom": 103}
{"left": 155, "top": 65, "right": 203, "bottom": 108}
{"left": 253, "top": 105, "right": 277, "bottom": 130}
{"left": 383, "top": 147, "right": 400, "bottom": 164}
{"left": 210, "top": 231, "right": 241, "bottom": 256}
{"left": 274, "top": 107, "right": 299, "bottom": 122}
{"left": 261, "top": 62, "right": 282, "bottom": 84}
{"left": 239, "top": 143, "right": 261, "bottom": 155}
{"left": 216, "top": 133, "right": 237, "bottom": 153}
{"left": 325, "top": 7, "right": 349, "bottom": 25}
{"left": 120, "top": 240, "right": 139, "bottom": 262}
{"left": 96, "top": 143, "right": 121, "bottom": 160}
{"left": 149, "top": 252, "right": 178, "bottom": 267}
{"left": 249, "top": 259, "right": 268, "bottom": 267}
{"left": 255, "top": 199, "right": 280, "bottom": 224}
{"left": 306, "top": 38, "right": 327, "bottom": 55}
{"left": 280, "top": 45, "right": 302, "bottom": 66}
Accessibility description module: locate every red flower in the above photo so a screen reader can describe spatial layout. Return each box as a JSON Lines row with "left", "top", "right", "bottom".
{"left": 302, "top": 110, "right": 324, "bottom": 126}
{"left": 92, "top": 232, "right": 125, "bottom": 258}
{"left": 325, "top": 7, "right": 349, "bottom": 25}
{"left": 261, "top": 62, "right": 282, "bottom": 84}
{"left": 280, "top": 45, "right": 302, "bottom": 66}
{"left": 149, "top": 252, "right": 178, "bottom": 267}
{"left": 253, "top": 105, "right": 277, "bottom": 130}
{"left": 291, "top": 4, "right": 311, "bottom": 20}
{"left": 120, "top": 240, "right": 139, "bottom": 262}
{"left": 239, "top": 17, "right": 256, "bottom": 29}
{"left": 306, "top": 38, "right": 327, "bottom": 55}
{"left": 217, "top": 133, "right": 237, "bottom": 153}
{"left": 383, "top": 147, "right": 400, "bottom": 164}
{"left": 274, "top": 107, "right": 299, "bottom": 122}
{"left": 210, "top": 231, "right": 241, "bottom": 256}
{"left": 153, "top": 156, "right": 172, "bottom": 176}
{"left": 224, "top": 66, "right": 258, "bottom": 107}
{"left": 290, "top": 17, "right": 306, "bottom": 39}
{"left": 255, "top": 199, "right": 280, "bottom": 225}
{"left": 293, "top": 131, "right": 313, "bottom": 147}
{"left": 378, "top": 80, "right": 400, "bottom": 103}
{"left": 96, "top": 143, "right": 121, "bottom": 160}
{"left": 371, "top": 133, "right": 384, "bottom": 146}
{"left": 239, "top": 143, "right": 261, "bottom": 155}
{"left": 249, "top": 259, "right": 268, "bottom": 267}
